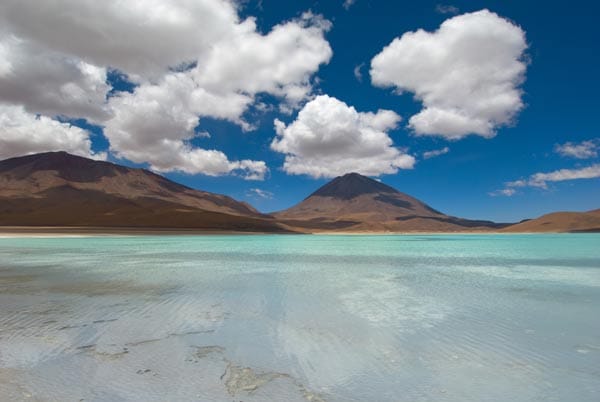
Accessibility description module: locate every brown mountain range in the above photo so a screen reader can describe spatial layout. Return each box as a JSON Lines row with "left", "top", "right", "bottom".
{"left": 0, "top": 152, "right": 597, "bottom": 233}
{"left": 0, "top": 152, "right": 287, "bottom": 232}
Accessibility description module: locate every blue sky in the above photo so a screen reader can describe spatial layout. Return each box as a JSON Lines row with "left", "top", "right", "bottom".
{"left": 1, "top": 0, "right": 599, "bottom": 222}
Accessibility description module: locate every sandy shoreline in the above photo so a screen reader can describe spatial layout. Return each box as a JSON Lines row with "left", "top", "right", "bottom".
{"left": 0, "top": 226, "right": 585, "bottom": 237}
{"left": 0, "top": 226, "right": 281, "bottom": 237}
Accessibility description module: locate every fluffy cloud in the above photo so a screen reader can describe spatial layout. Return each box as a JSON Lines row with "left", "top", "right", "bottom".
{"left": 423, "top": 147, "right": 450, "bottom": 159}
{"left": 103, "top": 13, "right": 331, "bottom": 178}
{"left": 371, "top": 9, "right": 528, "bottom": 140}
{"left": 188, "top": 12, "right": 332, "bottom": 111}
{"left": 0, "top": 1, "right": 332, "bottom": 178}
{"left": 554, "top": 139, "right": 599, "bottom": 159}
{"left": 0, "top": 37, "right": 110, "bottom": 123}
{"left": 104, "top": 72, "right": 265, "bottom": 179}
{"left": 0, "top": 105, "right": 105, "bottom": 160}
{"left": 133, "top": 142, "right": 267, "bottom": 180}
{"left": 0, "top": 0, "right": 242, "bottom": 123}
{"left": 271, "top": 95, "right": 415, "bottom": 178}
{"left": 0, "top": 0, "right": 241, "bottom": 79}
{"left": 493, "top": 164, "right": 600, "bottom": 195}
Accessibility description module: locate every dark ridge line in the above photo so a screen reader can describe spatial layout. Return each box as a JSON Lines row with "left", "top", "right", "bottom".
{"left": 395, "top": 215, "right": 511, "bottom": 228}
{"left": 306, "top": 172, "right": 398, "bottom": 200}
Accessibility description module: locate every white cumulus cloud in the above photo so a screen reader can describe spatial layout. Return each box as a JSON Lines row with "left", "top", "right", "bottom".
{"left": 0, "top": 1, "right": 333, "bottom": 178}
{"left": 104, "top": 73, "right": 266, "bottom": 179}
{"left": 0, "top": 105, "right": 105, "bottom": 160}
{"left": 0, "top": 0, "right": 241, "bottom": 79}
{"left": 103, "top": 13, "right": 331, "bottom": 178}
{"left": 0, "top": 36, "right": 111, "bottom": 123}
{"left": 270, "top": 95, "right": 415, "bottom": 178}
{"left": 371, "top": 9, "right": 528, "bottom": 140}
{"left": 188, "top": 12, "right": 332, "bottom": 112}
{"left": 554, "top": 139, "right": 599, "bottom": 159}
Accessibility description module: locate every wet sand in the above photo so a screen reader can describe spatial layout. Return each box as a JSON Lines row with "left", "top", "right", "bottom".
{"left": 0, "top": 226, "right": 277, "bottom": 237}
{"left": 0, "top": 225, "right": 520, "bottom": 237}
{"left": 0, "top": 227, "right": 576, "bottom": 238}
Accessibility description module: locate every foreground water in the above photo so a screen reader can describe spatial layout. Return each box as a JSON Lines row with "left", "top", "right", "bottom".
{"left": 0, "top": 234, "right": 599, "bottom": 401}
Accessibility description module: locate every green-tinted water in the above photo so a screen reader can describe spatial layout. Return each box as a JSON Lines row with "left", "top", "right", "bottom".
{"left": 0, "top": 234, "right": 599, "bottom": 401}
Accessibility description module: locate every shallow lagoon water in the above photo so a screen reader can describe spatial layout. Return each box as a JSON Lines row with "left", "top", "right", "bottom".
{"left": 0, "top": 234, "right": 599, "bottom": 401}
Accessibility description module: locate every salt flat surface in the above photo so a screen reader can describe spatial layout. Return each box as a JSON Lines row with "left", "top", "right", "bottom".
{"left": 0, "top": 234, "right": 599, "bottom": 401}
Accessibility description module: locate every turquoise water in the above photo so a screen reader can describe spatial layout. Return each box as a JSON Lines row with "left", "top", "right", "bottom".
{"left": 0, "top": 234, "right": 599, "bottom": 401}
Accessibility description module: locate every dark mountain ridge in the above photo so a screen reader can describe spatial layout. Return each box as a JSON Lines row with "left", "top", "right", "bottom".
{"left": 308, "top": 172, "right": 398, "bottom": 200}
{"left": 0, "top": 152, "right": 287, "bottom": 232}
{"left": 0, "top": 151, "right": 130, "bottom": 182}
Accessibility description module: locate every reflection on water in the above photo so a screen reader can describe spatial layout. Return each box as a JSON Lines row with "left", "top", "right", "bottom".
{"left": 0, "top": 234, "right": 599, "bottom": 401}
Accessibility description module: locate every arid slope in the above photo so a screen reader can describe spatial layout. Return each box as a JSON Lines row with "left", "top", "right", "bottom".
{"left": 0, "top": 152, "right": 286, "bottom": 232}
{"left": 502, "top": 209, "right": 600, "bottom": 233}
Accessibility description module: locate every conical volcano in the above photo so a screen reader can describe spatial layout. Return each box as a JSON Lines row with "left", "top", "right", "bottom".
{"left": 308, "top": 172, "right": 410, "bottom": 200}
{"left": 274, "top": 172, "right": 504, "bottom": 232}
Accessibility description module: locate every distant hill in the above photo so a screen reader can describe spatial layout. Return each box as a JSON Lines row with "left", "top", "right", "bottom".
{"left": 502, "top": 209, "right": 600, "bottom": 233}
{"left": 273, "top": 172, "right": 507, "bottom": 232}
{"left": 0, "top": 152, "right": 287, "bottom": 232}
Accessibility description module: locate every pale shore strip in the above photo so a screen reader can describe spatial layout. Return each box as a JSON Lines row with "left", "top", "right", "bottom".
{"left": 0, "top": 226, "right": 279, "bottom": 238}
{"left": 0, "top": 226, "right": 577, "bottom": 237}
